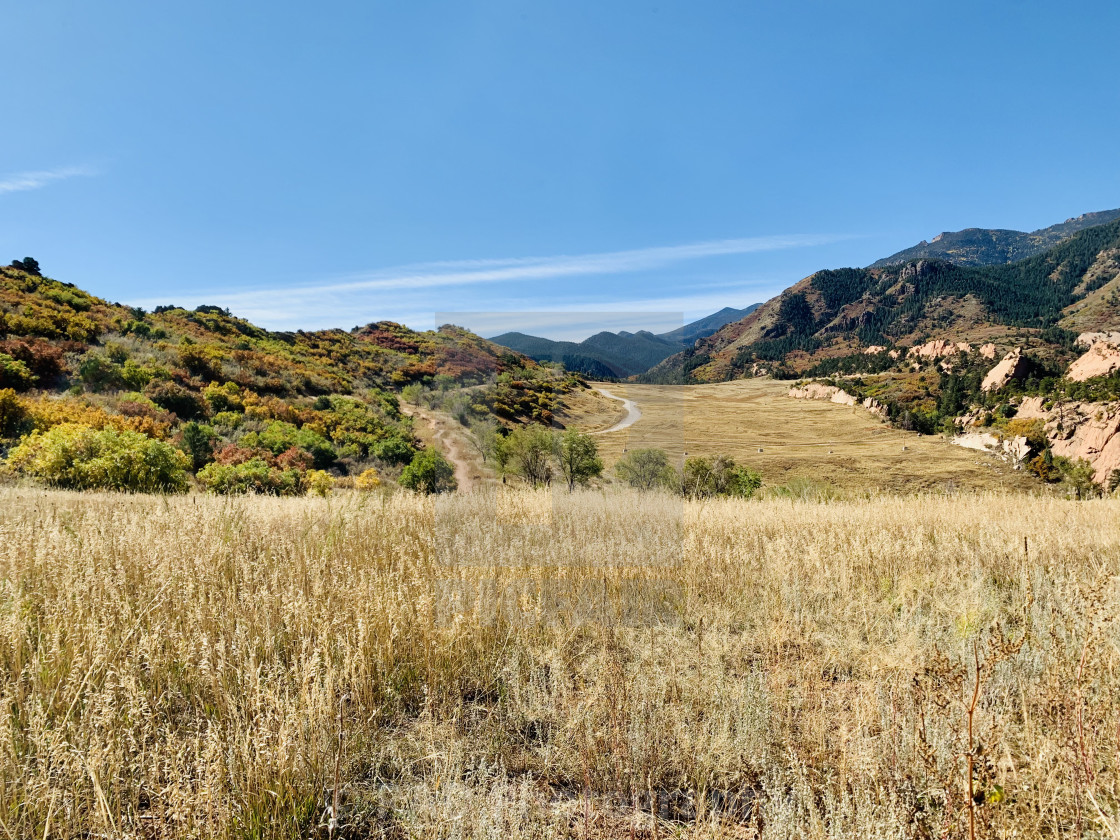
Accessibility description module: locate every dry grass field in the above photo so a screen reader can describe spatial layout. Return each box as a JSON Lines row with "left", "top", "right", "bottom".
{"left": 1, "top": 486, "right": 1118, "bottom": 838}
{"left": 582, "top": 380, "right": 1039, "bottom": 494}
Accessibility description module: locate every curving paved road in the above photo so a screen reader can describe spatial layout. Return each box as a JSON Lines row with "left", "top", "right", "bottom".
{"left": 591, "top": 387, "right": 642, "bottom": 433}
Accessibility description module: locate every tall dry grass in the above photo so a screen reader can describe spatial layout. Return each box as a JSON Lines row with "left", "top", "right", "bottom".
{"left": 0, "top": 486, "right": 1117, "bottom": 838}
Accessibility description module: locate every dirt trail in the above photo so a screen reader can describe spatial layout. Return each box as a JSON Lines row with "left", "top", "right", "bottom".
{"left": 401, "top": 405, "right": 479, "bottom": 492}
{"left": 590, "top": 386, "right": 642, "bottom": 433}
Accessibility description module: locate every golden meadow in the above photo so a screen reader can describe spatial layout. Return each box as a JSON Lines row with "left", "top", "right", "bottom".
{"left": 0, "top": 487, "right": 1117, "bottom": 838}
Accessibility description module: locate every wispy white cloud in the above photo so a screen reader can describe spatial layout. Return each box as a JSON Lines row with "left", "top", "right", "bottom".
{"left": 132, "top": 232, "right": 855, "bottom": 335}
{"left": 140, "top": 232, "right": 849, "bottom": 316}
{"left": 277, "top": 232, "right": 853, "bottom": 296}
{"left": 0, "top": 166, "right": 96, "bottom": 195}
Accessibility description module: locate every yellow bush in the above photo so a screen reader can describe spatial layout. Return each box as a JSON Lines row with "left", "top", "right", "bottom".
{"left": 21, "top": 396, "right": 172, "bottom": 440}
{"left": 303, "top": 469, "right": 334, "bottom": 497}
{"left": 354, "top": 467, "right": 381, "bottom": 490}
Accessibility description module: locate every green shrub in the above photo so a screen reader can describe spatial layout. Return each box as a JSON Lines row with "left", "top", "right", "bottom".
{"left": 0, "top": 389, "right": 28, "bottom": 438}
{"left": 120, "top": 359, "right": 154, "bottom": 390}
{"left": 681, "top": 454, "right": 762, "bottom": 499}
{"left": 145, "top": 381, "right": 208, "bottom": 420}
{"left": 5, "top": 424, "right": 190, "bottom": 492}
{"left": 0, "top": 353, "right": 37, "bottom": 391}
{"left": 196, "top": 459, "right": 302, "bottom": 495}
{"left": 78, "top": 353, "right": 125, "bottom": 391}
{"left": 614, "top": 448, "right": 677, "bottom": 490}
{"left": 371, "top": 434, "right": 416, "bottom": 466}
{"left": 246, "top": 420, "right": 335, "bottom": 469}
{"left": 212, "top": 411, "right": 243, "bottom": 429}
{"left": 399, "top": 448, "right": 457, "bottom": 494}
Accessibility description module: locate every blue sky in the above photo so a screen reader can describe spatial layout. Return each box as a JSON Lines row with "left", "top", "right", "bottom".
{"left": 3, "top": 2, "right": 1118, "bottom": 340}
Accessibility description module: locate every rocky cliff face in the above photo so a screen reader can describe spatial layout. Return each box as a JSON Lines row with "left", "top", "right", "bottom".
{"left": 1067, "top": 340, "right": 1120, "bottom": 382}
{"left": 1017, "top": 396, "right": 1120, "bottom": 484}
{"left": 952, "top": 431, "right": 1031, "bottom": 463}
{"left": 788, "top": 383, "right": 855, "bottom": 405}
{"left": 787, "top": 384, "right": 888, "bottom": 419}
{"left": 981, "top": 349, "right": 1029, "bottom": 392}
{"left": 907, "top": 340, "right": 973, "bottom": 360}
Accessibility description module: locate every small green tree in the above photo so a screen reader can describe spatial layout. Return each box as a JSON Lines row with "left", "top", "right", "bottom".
{"left": 180, "top": 421, "right": 215, "bottom": 470}
{"left": 468, "top": 419, "right": 502, "bottom": 464}
{"left": 681, "top": 454, "right": 761, "bottom": 499}
{"left": 1057, "top": 456, "right": 1099, "bottom": 500}
{"left": 399, "top": 448, "right": 457, "bottom": 494}
{"left": 10, "top": 257, "right": 41, "bottom": 276}
{"left": 556, "top": 428, "right": 602, "bottom": 492}
{"left": 0, "top": 353, "right": 37, "bottom": 391}
{"left": 1108, "top": 469, "right": 1120, "bottom": 495}
{"left": 501, "top": 424, "right": 557, "bottom": 488}
{"left": 614, "top": 448, "right": 676, "bottom": 490}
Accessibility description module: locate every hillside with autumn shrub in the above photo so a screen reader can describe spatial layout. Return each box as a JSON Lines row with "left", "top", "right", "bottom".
{"left": 0, "top": 262, "right": 578, "bottom": 493}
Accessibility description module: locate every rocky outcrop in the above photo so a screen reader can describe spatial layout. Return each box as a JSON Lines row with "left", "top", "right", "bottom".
{"left": 862, "top": 397, "right": 888, "bottom": 420}
{"left": 863, "top": 345, "right": 887, "bottom": 355}
{"left": 979, "top": 343, "right": 998, "bottom": 359}
{"left": 1048, "top": 403, "right": 1120, "bottom": 484}
{"left": 1067, "top": 341, "right": 1120, "bottom": 382}
{"left": 908, "top": 339, "right": 973, "bottom": 360}
{"left": 1076, "top": 331, "right": 1120, "bottom": 349}
{"left": 788, "top": 384, "right": 855, "bottom": 405}
{"left": 1015, "top": 396, "right": 1048, "bottom": 420}
{"left": 1004, "top": 435, "right": 1031, "bottom": 461}
{"left": 953, "top": 432, "right": 1001, "bottom": 453}
{"left": 999, "top": 396, "right": 1120, "bottom": 484}
{"left": 788, "top": 384, "right": 889, "bottom": 419}
{"left": 951, "top": 432, "right": 1031, "bottom": 463}
{"left": 981, "top": 348, "right": 1029, "bottom": 392}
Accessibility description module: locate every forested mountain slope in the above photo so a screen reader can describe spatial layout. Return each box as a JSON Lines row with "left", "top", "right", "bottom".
{"left": 870, "top": 208, "right": 1120, "bottom": 268}
{"left": 488, "top": 330, "right": 679, "bottom": 378}
{"left": 491, "top": 304, "right": 760, "bottom": 378}
{"left": 647, "top": 217, "right": 1120, "bottom": 384}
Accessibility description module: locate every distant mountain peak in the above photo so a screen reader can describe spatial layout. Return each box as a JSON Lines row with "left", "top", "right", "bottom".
{"left": 489, "top": 304, "right": 760, "bottom": 378}
{"left": 646, "top": 214, "right": 1120, "bottom": 384}
{"left": 872, "top": 208, "right": 1120, "bottom": 269}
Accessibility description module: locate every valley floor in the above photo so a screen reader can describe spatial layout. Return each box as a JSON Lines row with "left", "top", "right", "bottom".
{"left": 1, "top": 487, "right": 1115, "bottom": 838}
{"left": 585, "top": 379, "right": 1040, "bottom": 493}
